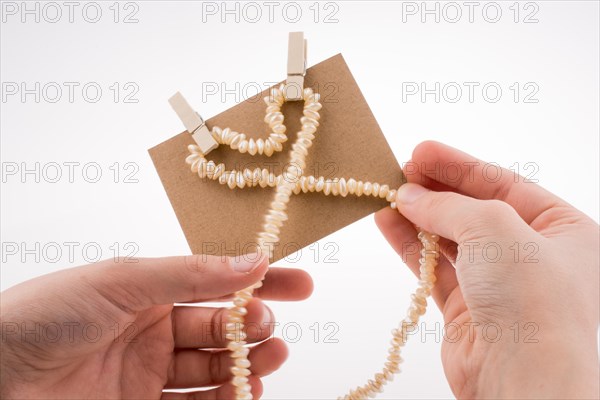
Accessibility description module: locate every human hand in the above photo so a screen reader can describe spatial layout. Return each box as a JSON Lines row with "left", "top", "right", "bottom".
{"left": 0, "top": 255, "right": 313, "bottom": 399}
{"left": 376, "top": 141, "right": 599, "bottom": 399}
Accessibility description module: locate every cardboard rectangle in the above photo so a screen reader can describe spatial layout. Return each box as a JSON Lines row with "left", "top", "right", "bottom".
{"left": 149, "top": 54, "right": 405, "bottom": 261}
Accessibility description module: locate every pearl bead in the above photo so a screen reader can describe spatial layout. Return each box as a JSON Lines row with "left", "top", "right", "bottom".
{"left": 226, "top": 323, "right": 243, "bottom": 333}
{"left": 298, "top": 131, "right": 315, "bottom": 141}
{"left": 247, "top": 139, "right": 257, "bottom": 155}
{"left": 386, "top": 189, "right": 396, "bottom": 202}
{"left": 263, "top": 96, "right": 275, "bottom": 106}
{"left": 356, "top": 181, "right": 364, "bottom": 196}
{"left": 270, "top": 133, "right": 287, "bottom": 143}
{"left": 189, "top": 159, "right": 200, "bottom": 173}
{"left": 232, "top": 297, "right": 248, "bottom": 308}
{"left": 302, "top": 123, "right": 317, "bottom": 134}
{"left": 323, "top": 181, "right": 332, "bottom": 195}
{"left": 220, "top": 129, "right": 231, "bottom": 144}
{"left": 236, "top": 172, "right": 246, "bottom": 189}
{"left": 256, "top": 138, "right": 264, "bottom": 155}
{"left": 303, "top": 87, "right": 314, "bottom": 99}
{"left": 305, "top": 102, "right": 322, "bottom": 111}
{"left": 379, "top": 185, "right": 389, "bottom": 199}
{"left": 339, "top": 178, "right": 348, "bottom": 197}
{"left": 347, "top": 178, "right": 357, "bottom": 194}
{"left": 250, "top": 280, "right": 264, "bottom": 290}
{"left": 275, "top": 192, "right": 289, "bottom": 204}
{"left": 188, "top": 144, "right": 200, "bottom": 153}
{"left": 213, "top": 163, "right": 225, "bottom": 179}
{"left": 264, "top": 111, "right": 281, "bottom": 124}
{"left": 315, "top": 177, "right": 325, "bottom": 192}
{"left": 233, "top": 376, "right": 248, "bottom": 386}
{"left": 292, "top": 144, "right": 308, "bottom": 158}
{"left": 195, "top": 160, "right": 205, "bottom": 178}
{"left": 269, "top": 137, "right": 283, "bottom": 152}
{"left": 266, "top": 104, "right": 280, "bottom": 113}
{"left": 230, "top": 306, "right": 247, "bottom": 316}
{"left": 237, "top": 393, "right": 252, "bottom": 400}
{"left": 263, "top": 222, "right": 280, "bottom": 234}
{"left": 238, "top": 383, "right": 252, "bottom": 395}
{"left": 331, "top": 179, "right": 339, "bottom": 196}
{"left": 372, "top": 182, "right": 380, "bottom": 197}
{"left": 230, "top": 132, "right": 244, "bottom": 149}
{"left": 303, "top": 109, "right": 320, "bottom": 120}
{"left": 232, "top": 347, "right": 250, "bottom": 358}
{"left": 226, "top": 331, "right": 247, "bottom": 341}
{"left": 272, "top": 124, "right": 286, "bottom": 133}
{"left": 226, "top": 172, "right": 236, "bottom": 189}
{"left": 231, "top": 366, "right": 250, "bottom": 376}
{"left": 204, "top": 161, "right": 215, "bottom": 179}
{"left": 250, "top": 168, "right": 259, "bottom": 186}
{"left": 227, "top": 340, "right": 246, "bottom": 351}
{"left": 185, "top": 153, "right": 199, "bottom": 165}
{"left": 235, "top": 357, "right": 251, "bottom": 369}
{"left": 263, "top": 139, "right": 274, "bottom": 157}
{"left": 385, "top": 361, "right": 400, "bottom": 373}
{"left": 301, "top": 116, "right": 319, "bottom": 127}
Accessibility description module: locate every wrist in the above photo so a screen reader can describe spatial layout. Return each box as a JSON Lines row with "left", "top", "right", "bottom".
{"left": 0, "top": 345, "right": 18, "bottom": 399}
{"left": 477, "top": 332, "right": 599, "bottom": 399}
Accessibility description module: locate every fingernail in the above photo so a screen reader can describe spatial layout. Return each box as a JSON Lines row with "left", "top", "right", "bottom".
{"left": 230, "top": 253, "right": 265, "bottom": 273}
{"left": 261, "top": 305, "right": 274, "bottom": 328}
{"left": 396, "top": 183, "right": 428, "bottom": 204}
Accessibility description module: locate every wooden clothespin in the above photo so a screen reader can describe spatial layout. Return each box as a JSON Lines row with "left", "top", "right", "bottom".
{"left": 169, "top": 92, "right": 218, "bottom": 155}
{"left": 285, "top": 32, "right": 307, "bottom": 101}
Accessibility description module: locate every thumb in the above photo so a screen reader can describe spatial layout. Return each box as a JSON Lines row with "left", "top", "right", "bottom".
{"left": 88, "top": 254, "right": 268, "bottom": 312}
{"left": 395, "top": 183, "right": 530, "bottom": 243}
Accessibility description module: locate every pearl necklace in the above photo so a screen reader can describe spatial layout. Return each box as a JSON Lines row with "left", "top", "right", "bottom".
{"left": 185, "top": 84, "right": 439, "bottom": 400}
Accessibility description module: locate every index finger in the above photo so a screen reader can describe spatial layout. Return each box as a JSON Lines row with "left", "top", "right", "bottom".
{"left": 405, "top": 141, "right": 565, "bottom": 224}
{"left": 89, "top": 254, "right": 269, "bottom": 312}
{"left": 192, "top": 267, "right": 314, "bottom": 302}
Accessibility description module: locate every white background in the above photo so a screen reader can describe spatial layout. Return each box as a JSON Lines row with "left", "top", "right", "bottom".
{"left": 1, "top": 1, "right": 598, "bottom": 399}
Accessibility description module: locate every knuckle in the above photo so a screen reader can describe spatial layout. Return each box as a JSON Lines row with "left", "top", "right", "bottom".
{"left": 459, "top": 199, "right": 518, "bottom": 241}
{"left": 184, "top": 254, "right": 210, "bottom": 274}
{"left": 89, "top": 264, "right": 142, "bottom": 314}
{"left": 209, "top": 349, "right": 224, "bottom": 385}
{"left": 482, "top": 199, "right": 517, "bottom": 221}
{"left": 211, "top": 308, "right": 226, "bottom": 347}
{"left": 167, "top": 355, "right": 176, "bottom": 386}
{"left": 425, "top": 192, "right": 452, "bottom": 213}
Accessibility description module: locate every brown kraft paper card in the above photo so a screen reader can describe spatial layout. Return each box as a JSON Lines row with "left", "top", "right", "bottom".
{"left": 149, "top": 54, "right": 405, "bottom": 262}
